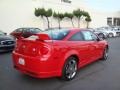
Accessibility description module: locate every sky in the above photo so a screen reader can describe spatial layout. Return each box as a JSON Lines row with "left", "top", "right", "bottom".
{"left": 74, "top": 0, "right": 120, "bottom": 12}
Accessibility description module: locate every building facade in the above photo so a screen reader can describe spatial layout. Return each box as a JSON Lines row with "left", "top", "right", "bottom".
{"left": 0, "top": 0, "right": 120, "bottom": 33}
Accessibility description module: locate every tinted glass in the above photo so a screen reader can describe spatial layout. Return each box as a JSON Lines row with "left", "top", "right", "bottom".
{"left": 30, "top": 28, "right": 42, "bottom": 34}
{"left": 44, "top": 29, "right": 70, "bottom": 40}
{"left": 82, "top": 30, "right": 98, "bottom": 41}
{"left": 91, "top": 32, "right": 98, "bottom": 40}
{"left": 82, "top": 31, "right": 92, "bottom": 40}
{"left": 69, "top": 32, "right": 84, "bottom": 41}
{"left": 22, "top": 28, "right": 42, "bottom": 34}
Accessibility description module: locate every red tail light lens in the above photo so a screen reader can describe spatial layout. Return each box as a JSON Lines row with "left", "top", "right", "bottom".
{"left": 40, "top": 46, "right": 50, "bottom": 55}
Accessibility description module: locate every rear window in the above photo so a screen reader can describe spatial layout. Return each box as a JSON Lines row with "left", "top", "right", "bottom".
{"left": 15, "top": 28, "right": 42, "bottom": 33}
{"left": 15, "top": 29, "right": 23, "bottom": 32}
{"left": 44, "top": 29, "right": 70, "bottom": 40}
{"left": 30, "top": 28, "right": 42, "bottom": 34}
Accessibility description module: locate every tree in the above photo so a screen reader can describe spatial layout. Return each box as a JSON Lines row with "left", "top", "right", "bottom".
{"left": 64, "top": 12, "right": 74, "bottom": 27}
{"left": 85, "top": 16, "right": 91, "bottom": 28}
{"left": 34, "top": 8, "right": 41, "bottom": 17}
{"left": 44, "top": 9, "right": 52, "bottom": 28}
{"left": 73, "top": 9, "right": 83, "bottom": 28}
{"left": 35, "top": 8, "right": 52, "bottom": 28}
{"left": 82, "top": 11, "right": 92, "bottom": 28}
{"left": 53, "top": 12, "right": 64, "bottom": 29}
{"left": 34, "top": 8, "right": 46, "bottom": 27}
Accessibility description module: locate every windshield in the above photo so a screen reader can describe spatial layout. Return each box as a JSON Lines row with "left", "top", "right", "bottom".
{"left": 44, "top": 29, "right": 70, "bottom": 40}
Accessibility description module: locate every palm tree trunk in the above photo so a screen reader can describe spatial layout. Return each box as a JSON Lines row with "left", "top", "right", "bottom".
{"left": 58, "top": 19, "right": 61, "bottom": 29}
{"left": 71, "top": 19, "right": 74, "bottom": 27}
{"left": 78, "top": 17, "right": 80, "bottom": 28}
{"left": 86, "top": 22, "right": 89, "bottom": 28}
{"left": 46, "top": 17, "right": 50, "bottom": 28}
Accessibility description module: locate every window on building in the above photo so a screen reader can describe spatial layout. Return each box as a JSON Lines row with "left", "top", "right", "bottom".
{"left": 107, "top": 17, "right": 112, "bottom": 26}
{"left": 113, "top": 18, "right": 120, "bottom": 26}
{"left": 61, "top": 0, "right": 71, "bottom": 3}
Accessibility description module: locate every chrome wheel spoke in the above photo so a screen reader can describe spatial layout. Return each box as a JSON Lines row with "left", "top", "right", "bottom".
{"left": 65, "top": 60, "right": 77, "bottom": 79}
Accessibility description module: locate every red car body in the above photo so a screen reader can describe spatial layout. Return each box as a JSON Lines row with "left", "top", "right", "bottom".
{"left": 12, "top": 28, "right": 108, "bottom": 80}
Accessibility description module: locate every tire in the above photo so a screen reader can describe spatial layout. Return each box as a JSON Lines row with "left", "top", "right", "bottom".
{"left": 62, "top": 57, "right": 78, "bottom": 81}
{"left": 98, "top": 33, "right": 104, "bottom": 39}
{"left": 108, "top": 33, "right": 113, "bottom": 38}
{"left": 101, "top": 48, "right": 108, "bottom": 60}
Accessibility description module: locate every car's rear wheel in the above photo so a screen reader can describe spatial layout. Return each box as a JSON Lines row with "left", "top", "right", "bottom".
{"left": 62, "top": 57, "right": 78, "bottom": 81}
{"left": 102, "top": 48, "right": 108, "bottom": 60}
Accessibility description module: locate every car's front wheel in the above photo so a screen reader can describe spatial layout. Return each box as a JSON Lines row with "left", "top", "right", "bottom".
{"left": 102, "top": 48, "right": 108, "bottom": 60}
{"left": 62, "top": 57, "right": 78, "bottom": 81}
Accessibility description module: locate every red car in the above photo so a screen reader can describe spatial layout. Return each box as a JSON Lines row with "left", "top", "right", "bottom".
{"left": 12, "top": 28, "right": 109, "bottom": 80}
{"left": 10, "top": 27, "right": 42, "bottom": 39}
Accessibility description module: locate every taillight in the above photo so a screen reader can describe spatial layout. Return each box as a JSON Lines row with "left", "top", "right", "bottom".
{"left": 40, "top": 46, "right": 50, "bottom": 55}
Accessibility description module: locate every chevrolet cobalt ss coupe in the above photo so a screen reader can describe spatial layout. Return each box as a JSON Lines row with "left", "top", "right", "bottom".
{"left": 12, "top": 28, "right": 109, "bottom": 80}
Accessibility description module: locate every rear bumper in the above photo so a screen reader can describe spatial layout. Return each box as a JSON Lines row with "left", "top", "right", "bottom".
{"left": 12, "top": 51, "right": 61, "bottom": 78}
{"left": 14, "top": 65, "right": 60, "bottom": 78}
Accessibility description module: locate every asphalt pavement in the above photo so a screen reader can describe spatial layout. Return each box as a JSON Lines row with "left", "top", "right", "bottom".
{"left": 0, "top": 37, "right": 120, "bottom": 90}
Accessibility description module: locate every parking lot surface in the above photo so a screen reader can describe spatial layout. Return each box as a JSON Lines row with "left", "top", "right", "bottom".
{"left": 0, "top": 37, "right": 120, "bottom": 90}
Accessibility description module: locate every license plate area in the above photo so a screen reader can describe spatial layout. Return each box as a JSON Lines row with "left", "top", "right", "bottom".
{"left": 18, "top": 58, "right": 25, "bottom": 65}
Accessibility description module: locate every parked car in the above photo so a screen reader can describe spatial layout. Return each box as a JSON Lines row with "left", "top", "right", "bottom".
{"left": 112, "top": 28, "right": 120, "bottom": 36}
{"left": 0, "top": 31, "right": 15, "bottom": 52}
{"left": 10, "top": 27, "right": 42, "bottom": 39}
{"left": 88, "top": 28, "right": 108, "bottom": 39}
{"left": 12, "top": 28, "right": 109, "bottom": 80}
{"left": 94, "top": 31, "right": 108, "bottom": 39}
{"left": 96, "top": 28, "right": 117, "bottom": 37}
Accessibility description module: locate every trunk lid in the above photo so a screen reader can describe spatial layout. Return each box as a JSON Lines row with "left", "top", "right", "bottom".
{"left": 15, "top": 38, "right": 52, "bottom": 57}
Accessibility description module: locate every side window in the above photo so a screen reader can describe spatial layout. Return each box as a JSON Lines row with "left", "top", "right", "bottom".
{"left": 81, "top": 30, "right": 99, "bottom": 41}
{"left": 23, "top": 29, "right": 30, "bottom": 33}
{"left": 81, "top": 31, "right": 93, "bottom": 41}
{"left": 90, "top": 32, "right": 98, "bottom": 41}
{"left": 30, "top": 28, "right": 41, "bottom": 34}
{"left": 69, "top": 32, "right": 84, "bottom": 41}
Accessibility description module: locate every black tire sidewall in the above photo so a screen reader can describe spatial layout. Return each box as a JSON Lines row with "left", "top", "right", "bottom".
{"left": 102, "top": 48, "right": 108, "bottom": 60}
{"left": 62, "top": 57, "right": 78, "bottom": 81}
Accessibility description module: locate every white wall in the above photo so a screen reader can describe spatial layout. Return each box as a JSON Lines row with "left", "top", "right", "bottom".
{"left": 0, "top": 0, "right": 119, "bottom": 34}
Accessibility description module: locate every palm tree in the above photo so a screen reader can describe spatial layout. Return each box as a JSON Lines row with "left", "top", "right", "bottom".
{"left": 53, "top": 12, "right": 64, "bottom": 29}
{"left": 82, "top": 11, "right": 92, "bottom": 28}
{"left": 85, "top": 16, "right": 91, "bottom": 28}
{"left": 34, "top": 8, "right": 46, "bottom": 26}
{"left": 73, "top": 9, "right": 83, "bottom": 28}
{"left": 44, "top": 9, "right": 52, "bottom": 28}
{"left": 64, "top": 12, "right": 74, "bottom": 27}
{"left": 34, "top": 8, "right": 41, "bottom": 17}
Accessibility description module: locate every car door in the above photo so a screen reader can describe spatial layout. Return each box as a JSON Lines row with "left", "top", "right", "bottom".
{"left": 81, "top": 30, "right": 101, "bottom": 62}
{"left": 68, "top": 31, "right": 92, "bottom": 67}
